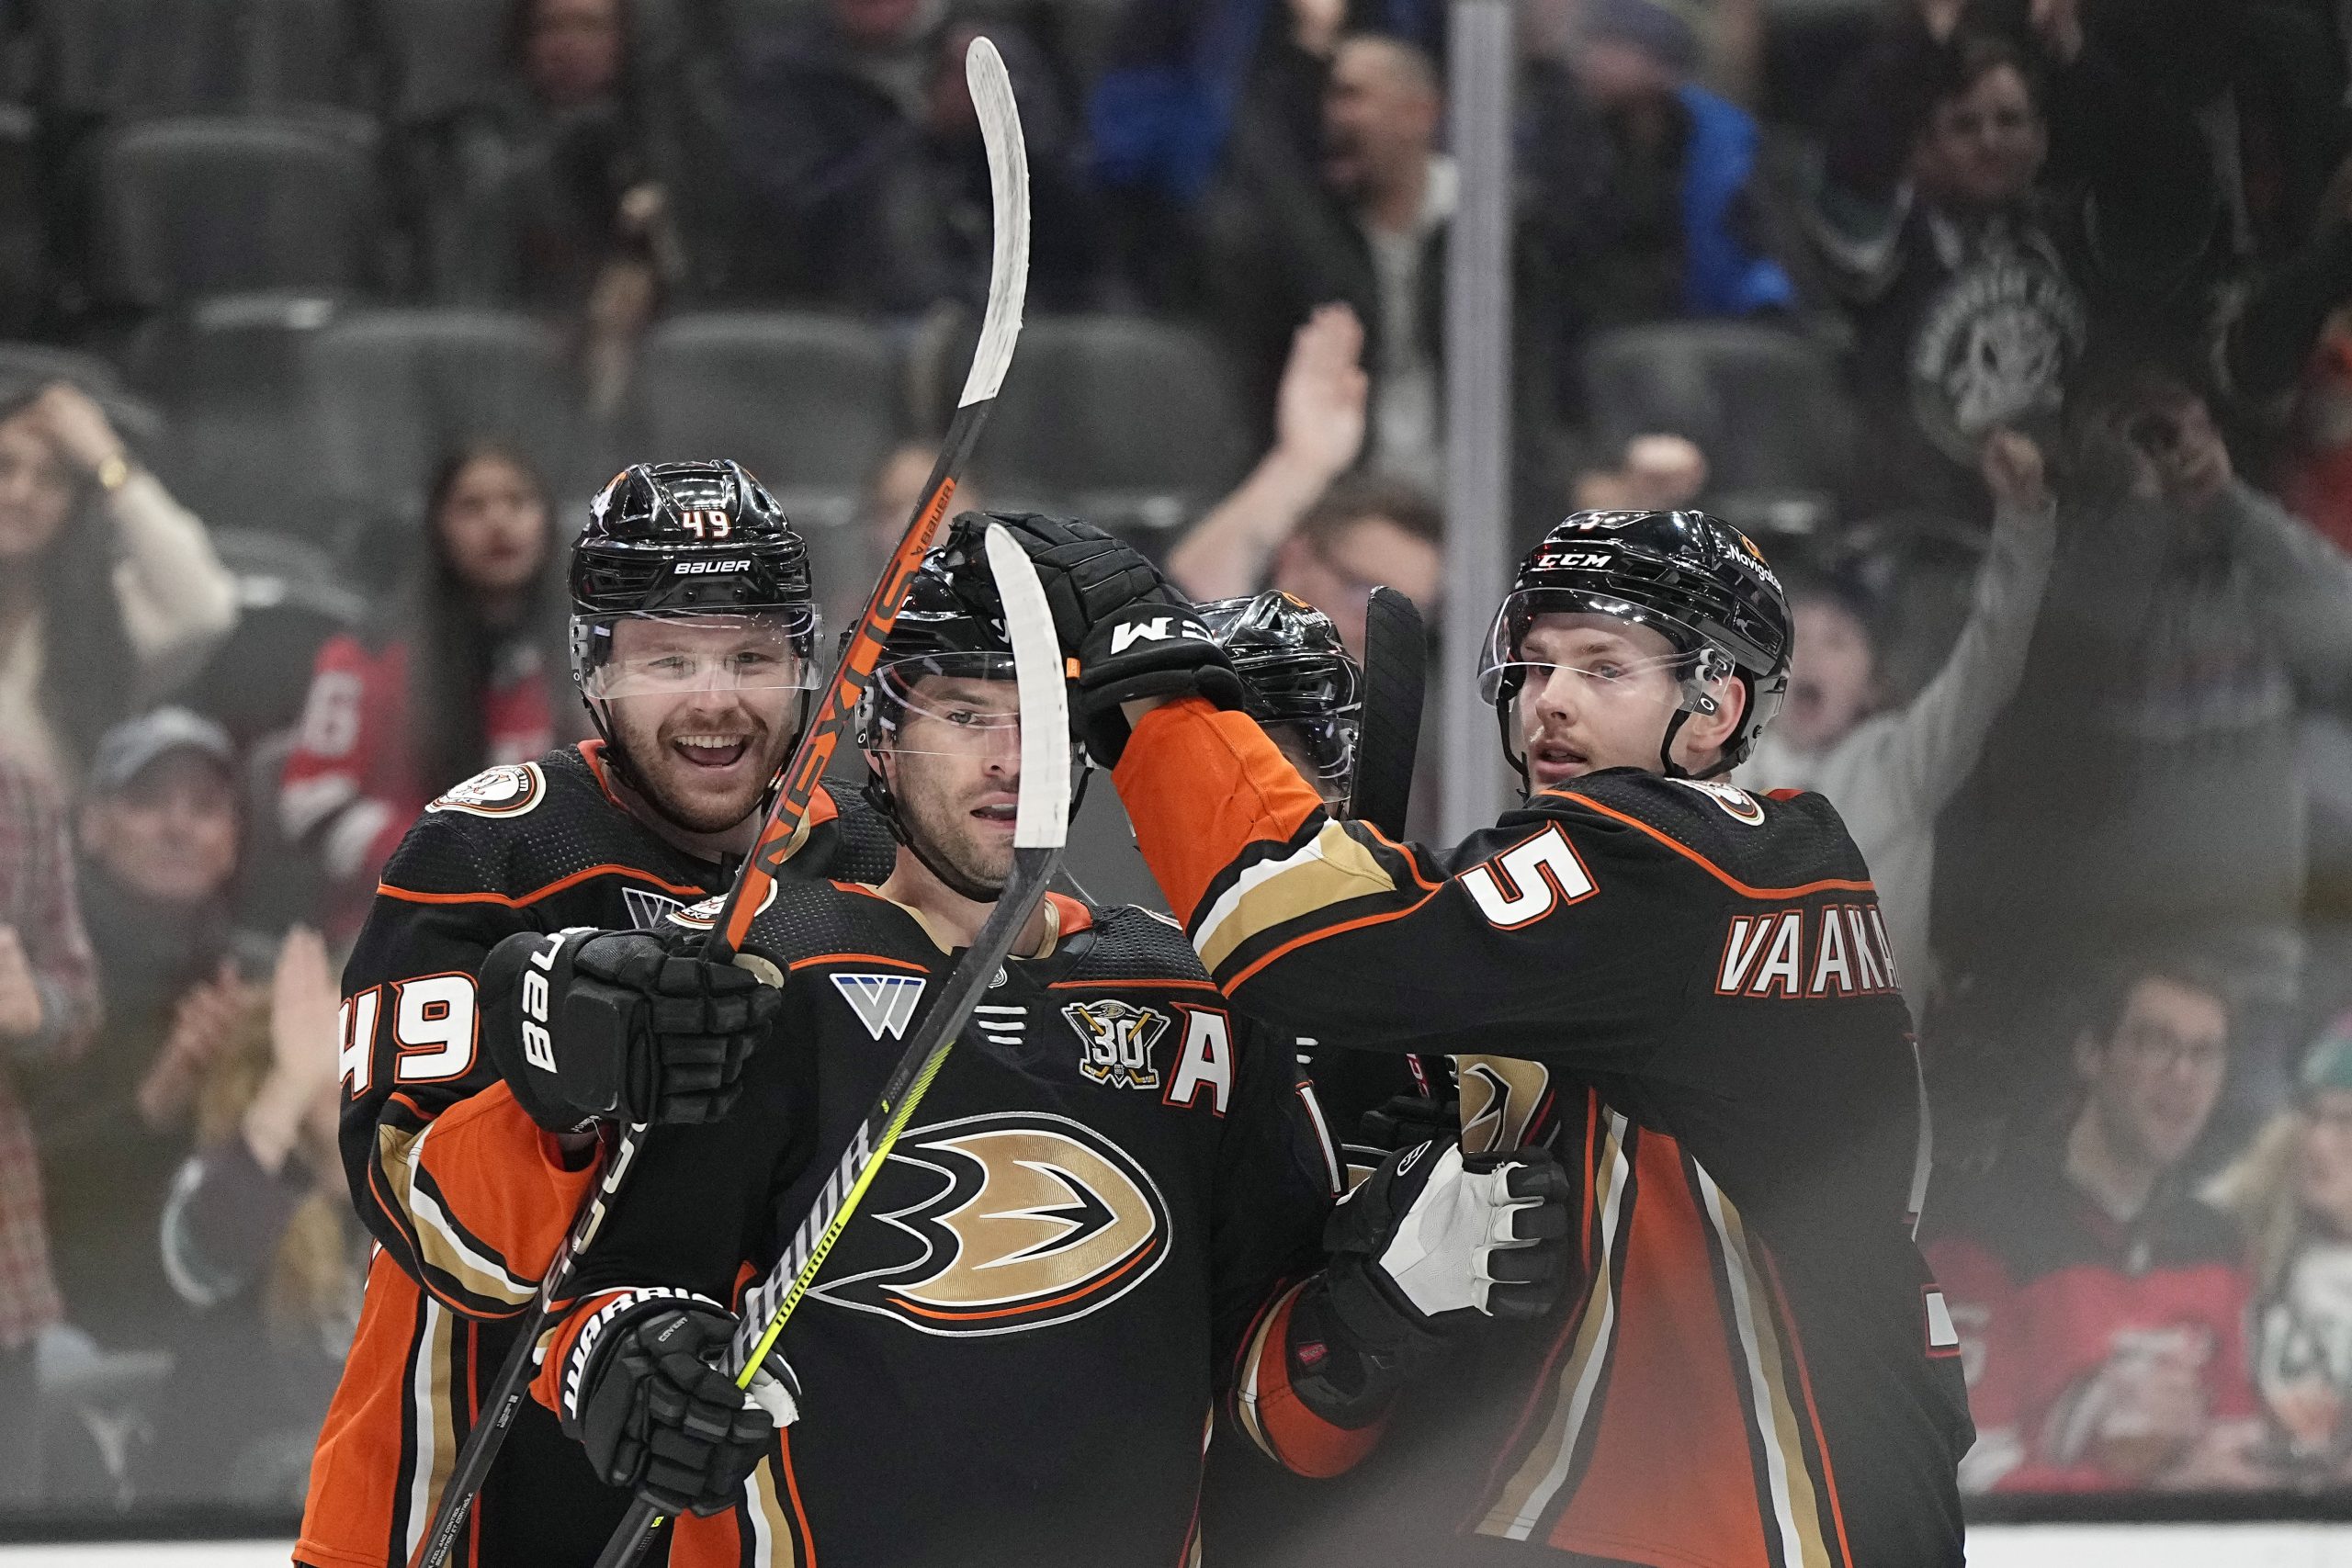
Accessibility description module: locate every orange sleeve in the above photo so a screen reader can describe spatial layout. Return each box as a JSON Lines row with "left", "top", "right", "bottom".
{"left": 1112, "top": 697, "right": 1327, "bottom": 925}
{"left": 1231, "top": 1280, "right": 1388, "bottom": 1478}
{"left": 369, "top": 1080, "right": 601, "bottom": 1317}
{"left": 416, "top": 1082, "right": 600, "bottom": 1279}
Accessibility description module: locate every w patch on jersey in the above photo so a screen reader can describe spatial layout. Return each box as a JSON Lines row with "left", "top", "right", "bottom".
{"left": 622, "top": 887, "right": 684, "bottom": 930}
{"left": 811, "top": 1111, "right": 1170, "bottom": 1337}
{"left": 832, "top": 972, "right": 927, "bottom": 1041}
{"left": 1062, "top": 999, "right": 1169, "bottom": 1090}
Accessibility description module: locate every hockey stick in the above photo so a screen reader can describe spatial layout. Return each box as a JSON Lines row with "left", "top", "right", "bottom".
{"left": 591, "top": 523, "right": 1075, "bottom": 1568}
{"left": 1348, "top": 585, "right": 1428, "bottom": 841}
{"left": 412, "top": 42, "right": 1029, "bottom": 1568}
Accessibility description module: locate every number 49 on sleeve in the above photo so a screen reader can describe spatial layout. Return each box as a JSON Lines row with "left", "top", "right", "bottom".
{"left": 338, "top": 976, "right": 481, "bottom": 1098}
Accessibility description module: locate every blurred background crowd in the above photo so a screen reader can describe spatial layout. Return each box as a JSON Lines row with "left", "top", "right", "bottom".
{"left": 4, "top": 0, "right": 2352, "bottom": 1526}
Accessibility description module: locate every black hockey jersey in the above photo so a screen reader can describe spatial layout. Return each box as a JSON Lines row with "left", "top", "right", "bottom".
{"left": 299, "top": 743, "right": 894, "bottom": 1568}
{"left": 529, "top": 885, "right": 1354, "bottom": 1568}
{"left": 1114, "top": 700, "right": 1973, "bottom": 1568}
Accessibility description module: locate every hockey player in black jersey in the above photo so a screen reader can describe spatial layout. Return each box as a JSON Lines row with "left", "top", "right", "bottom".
{"left": 298, "top": 461, "right": 899, "bottom": 1568}
{"left": 512, "top": 518, "right": 1576, "bottom": 1568}
{"left": 1201, "top": 590, "right": 1450, "bottom": 1181}
{"left": 1000, "top": 511, "right": 1974, "bottom": 1568}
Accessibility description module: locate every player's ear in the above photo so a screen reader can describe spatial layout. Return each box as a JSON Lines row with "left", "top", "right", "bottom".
{"left": 1673, "top": 675, "right": 1746, "bottom": 771}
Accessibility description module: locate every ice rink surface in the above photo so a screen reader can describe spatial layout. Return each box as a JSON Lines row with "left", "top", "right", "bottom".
{"left": 5, "top": 1529, "right": 2352, "bottom": 1566}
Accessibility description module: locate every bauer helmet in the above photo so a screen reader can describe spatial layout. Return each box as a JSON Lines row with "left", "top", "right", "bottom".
{"left": 569, "top": 459, "right": 823, "bottom": 773}
{"left": 1200, "top": 591, "right": 1363, "bottom": 807}
{"left": 1482, "top": 509, "right": 1791, "bottom": 781}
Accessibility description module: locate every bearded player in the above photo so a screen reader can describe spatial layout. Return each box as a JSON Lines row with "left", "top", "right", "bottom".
{"left": 509, "top": 519, "right": 1575, "bottom": 1567}
{"left": 298, "top": 461, "right": 896, "bottom": 1568}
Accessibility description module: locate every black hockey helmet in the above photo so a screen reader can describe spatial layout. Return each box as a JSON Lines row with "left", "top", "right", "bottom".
{"left": 569, "top": 459, "right": 824, "bottom": 781}
{"left": 857, "top": 513, "right": 1088, "bottom": 897}
{"left": 571, "top": 458, "right": 813, "bottom": 619}
{"left": 857, "top": 515, "right": 1014, "bottom": 752}
{"left": 1200, "top": 591, "right": 1363, "bottom": 804}
{"left": 1482, "top": 509, "right": 1792, "bottom": 780}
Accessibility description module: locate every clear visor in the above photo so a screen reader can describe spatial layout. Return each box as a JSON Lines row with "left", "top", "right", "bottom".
{"left": 867, "top": 653, "right": 1026, "bottom": 757}
{"left": 577, "top": 607, "right": 821, "bottom": 701}
{"left": 1479, "top": 592, "right": 1710, "bottom": 714}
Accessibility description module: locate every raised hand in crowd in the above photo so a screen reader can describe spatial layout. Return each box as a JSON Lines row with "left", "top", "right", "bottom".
{"left": 1275, "top": 302, "right": 1371, "bottom": 485}
{"left": 1289, "top": 0, "right": 1348, "bottom": 58}
{"left": 2027, "top": 0, "right": 2084, "bottom": 64}
{"left": 0, "top": 925, "right": 42, "bottom": 1043}
{"left": 138, "top": 957, "right": 250, "bottom": 1131}
{"left": 1168, "top": 302, "right": 1370, "bottom": 603}
{"left": 1981, "top": 426, "right": 2052, "bottom": 514}
{"left": 248, "top": 926, "right": 343, "bottom": 1174}
{"left": 17, "top": 380, "right": 130, "bottom": 483}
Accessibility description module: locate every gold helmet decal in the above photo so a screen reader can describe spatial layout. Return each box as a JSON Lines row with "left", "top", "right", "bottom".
{"left": 811, "top": 1112, "right": 1170, "bottom": 1337}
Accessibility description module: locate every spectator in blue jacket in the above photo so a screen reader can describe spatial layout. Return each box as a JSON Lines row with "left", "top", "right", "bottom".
{"left": 1520, "top": 0, "right": 1795, "bottom": 421}
{"left": 1090, "top": 0, "right": 1443, "bottom": 302}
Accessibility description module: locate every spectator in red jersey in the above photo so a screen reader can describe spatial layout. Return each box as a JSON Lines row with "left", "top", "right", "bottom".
{"left": 2210, "top": 1013, "right": 2352, "bottom": 1486}
{"left": 2279, "top": 317, "right": 2352, "bottom": 556}
{"left": 0, "top": 756, "right": 100, "bottom": 1506}
{"left": 1926, "top": 953, "right": 2263, "bottom": 1492}
{"left": 279, "top": 445, "right": 575, "bottom": 941}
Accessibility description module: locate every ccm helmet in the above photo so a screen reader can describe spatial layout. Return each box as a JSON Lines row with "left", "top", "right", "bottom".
{"left": 1483, "top": 509, "right": 1792, "bottom": 781}
{"left": 570, "top": 459, "right": 822, "bottom": 776}
{"left": 1199, "top": 591, "right": 1363, "bottom": 807}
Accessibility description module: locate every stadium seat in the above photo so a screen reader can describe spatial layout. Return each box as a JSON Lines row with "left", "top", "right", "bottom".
{"left": 302, "top": 306, "right": 587, "bottom": 517}
{"left": 31, "top": 0, "right": 362, "bottom": 116}
{"left": 92, "top": 114, "right": 381, "bottom": 310}
{"left": 965, "top": 314, "right": 1250, "bottom": 536}
{"left": 185, "top": 525, "right": 365, "bottom": 756}
{"left": 129, "top": 291, "right": 344, "bottom": 535}
{"left": 1578, "top": 321, "right": 1855, "bottom": 527}
{"left": 632, "top": 311, "right": 903, "bottom": 525}
{"left": 373, "top": 0, "right": 506, "bottom": 123}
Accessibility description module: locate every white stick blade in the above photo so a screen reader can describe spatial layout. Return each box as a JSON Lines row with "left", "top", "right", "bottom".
{"left": 983, "top": 525, "right": 1071, "bottom": 849}
{"left": 958, "top": 37, "right": 1030, "bottom": 409}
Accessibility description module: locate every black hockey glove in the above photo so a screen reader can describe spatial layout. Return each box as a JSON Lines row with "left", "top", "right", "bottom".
{"left": 979, "top": 511, "right": 1242, "bottom": 764}
{"left": 1326, "top": 1134, "right": 1572, "bottom": 1340}
{"left": 1280, "top": 1136, "right": 1573, "bottom": 1428}
{"left": 481, "top": 925, "right": 785, "bottom": 1132}
{"left": 1355, "top": 1092, "right": 1463, "bottom": 1156}
{"left": 558, "top": 1291, "right": 799, "bottom": 1517}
